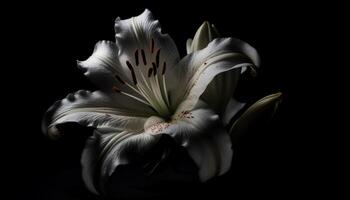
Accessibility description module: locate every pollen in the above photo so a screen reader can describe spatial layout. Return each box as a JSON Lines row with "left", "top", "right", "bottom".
{"left": 178, "top": 110, "right": 194, "bottom": 119}
{"left": 148, "top": 122, "right": 171, "bottom": 134}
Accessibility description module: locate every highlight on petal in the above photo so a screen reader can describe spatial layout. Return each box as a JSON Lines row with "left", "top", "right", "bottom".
{"left": 42, "top": 90, "right": 154, "bottom": 138}
{"left": 144, "top": 101, "right": 233, "bottom": 182}
{"left": 168, "top": 38, "right": 259, "bottom": 114}
{"left": 229, "top": 92, "right": 282, "bottom": 143}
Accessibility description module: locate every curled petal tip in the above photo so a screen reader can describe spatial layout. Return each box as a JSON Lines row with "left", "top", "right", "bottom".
{"left": 76, "top": 60, "right": 88, "bottom": 73}
{"left": 259, "top": 92, "right": 283, "bottom": 104}
{"left": 202, "top": 21, "right": 210, "bottom": 27}
{"left": 47, "top": 126, "right": 62, "bottom": 140}
{"left": 249, "top": 64, "right": 259, "bottom": 77}
{"left": 77, "top": 90, "right": 89, "bottom": 96}
{"left": 271, "top": 92, "right": 283, "bottom": 98}
{"left": 66, "top": 93, "right": 75, "bottom": 101}
{"left": 246, "top": 92, "right": 283, "bottom": 117}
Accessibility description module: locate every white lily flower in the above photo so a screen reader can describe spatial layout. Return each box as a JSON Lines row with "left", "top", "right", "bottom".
{"left": 42, "top": 9, "right": 262, "bottom": 195}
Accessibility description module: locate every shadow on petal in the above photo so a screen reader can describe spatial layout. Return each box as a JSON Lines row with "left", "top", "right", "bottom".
{"left": 104, "top": 134, "right": 200, "bottom": 199}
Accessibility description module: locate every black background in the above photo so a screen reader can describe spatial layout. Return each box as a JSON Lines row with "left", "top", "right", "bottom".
{"left": 5, "top": 1, "right": 332, "bottom": 199}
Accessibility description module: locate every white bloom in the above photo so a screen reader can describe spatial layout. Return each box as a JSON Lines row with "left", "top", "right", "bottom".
{"left": 42, "top": 9, "right": 275, "bottom": 195}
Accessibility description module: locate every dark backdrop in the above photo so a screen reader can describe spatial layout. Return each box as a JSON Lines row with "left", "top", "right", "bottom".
{"left": 5, "top": 1, "right": 325, "bottom": 199}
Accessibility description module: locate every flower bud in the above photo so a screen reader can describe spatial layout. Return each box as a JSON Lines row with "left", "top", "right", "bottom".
{"left": 187, "top": 21, "right": 220, "bottom": 53}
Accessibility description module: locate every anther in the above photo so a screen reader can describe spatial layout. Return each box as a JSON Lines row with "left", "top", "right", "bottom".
{"left": 151, "top": 38, "right": 155, "bottom": 54}
{"left": 162, "top": 62, "right": 167, "bottom": 75}
{"left": 152, "top": 62, "right": 157, "bottom": 76}
{"left": 155, "top": 49, "right": 161, "bottom": 68}
{"left": 148, "top": 68, "right": 153, "bottom": 77}
{"left": 126, "top": 61, "right": 138, "bottom": 85}
{"left": 141, "top": 49, "right": 147, "bottom": 65}
{"left": 134, "top": 49, "right": 139, "bottom": 66}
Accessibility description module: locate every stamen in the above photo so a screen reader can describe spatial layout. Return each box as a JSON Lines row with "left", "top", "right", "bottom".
{"left": 112, "top": 77, "right": 152, "bottom": 107}
{"left": 132, "top": 67, "right": 162, "bottom": 110}
{"left": 152, "top": 62, "right": 157, "bottom": 76}
{"left": 141, "top": 49, "right": 147, "bottom": 65}
{"left": 161, "top": 79, "right": 170, "bottom": 107}
{"left": 148, "top": 68, "right": 153, "bottom": 77}
{"left": 155, "top": 49, "right": 161, "bottom": 68}
{"left": 151, "top": 38, "right": 155, "bottom": 54}
{"left": 134, "top": 49, "right": 139, "bottom": 66}
{"left": 161, "top": 61, "right": 170, "bottom": 106}
{"left": 162, "top": 62, "right": 166, "bottom": 75}
{"left": 152, "top": 73, "right": 169, "bottom": 112}
{"left": 120, "top": 91, "right": 151, "bottom": 106}
{"left": 136, "top": 80, "right": 165, "bottom": 113}
{"left": 148, "top": 76, "right": 170, "bottom": 116}
{"left": 126, "top": 61, "right": 137, "bottom": 85}
{"left": 115, "top": 74, "right": 125, "bottom": 84}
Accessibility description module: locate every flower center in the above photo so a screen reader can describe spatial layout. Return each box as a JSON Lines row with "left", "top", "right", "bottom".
{"left": 112, "top": 39, "right": 172, "bottom": 118}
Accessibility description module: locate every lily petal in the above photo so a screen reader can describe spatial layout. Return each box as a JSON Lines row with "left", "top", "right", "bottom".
{"left": 81, "top": 127, "right": 160, "bottom": 194}
{"left": 145, "top": 102, "right": 233, "bottom": 181}
{"left": 168, "top": 38, "right": 258, "bottom": 113}
{"left": 77, "top": 41, "right": 140, "bottom": 95}
{"left": 42, "top": 90, "right": 154, "bottom": 139}
{"left": 114, "top": 9, "right": 179, "bottom": 82}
